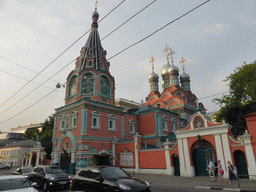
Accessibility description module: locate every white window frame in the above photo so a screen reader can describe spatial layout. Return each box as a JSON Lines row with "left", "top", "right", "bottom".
{"left": 59, "top": 115, "right": 65, "bottom": 130}
{"left": 91, "top": 111, "right": 101, "bottom": 130}
{"left": 71, "top": 111, "right": 78, "bottom": 129}
{"left": 129, "top": 119, "right": 136, "bottom": 134}
{"left": 171, "top": 118, "right": 176, "bottom": 132}
{"left": 107, "top": 114, "right": 116, "bottom": 132}
{"left": 162, "top": 115, "right": 168, "bottom": 132}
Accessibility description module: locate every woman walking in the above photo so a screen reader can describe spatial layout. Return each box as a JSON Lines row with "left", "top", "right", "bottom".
{"left": 217, "top": 160, "right": 228, "bottom": 184}
{"left": 227, "top": 160, "right": 237, "bottom": 184}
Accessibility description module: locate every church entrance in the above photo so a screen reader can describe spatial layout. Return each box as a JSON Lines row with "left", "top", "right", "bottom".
{"left": 192, "top": 140, "right": 216, "bottom": 176}
{"left": 234, "top": 150, "right": 249, "bottom": 179}
{"left": 173, "top": 154, "right": 180, "bottom": 176}
{"left": 94, "top": 155, "right": 112, "bottom": 166}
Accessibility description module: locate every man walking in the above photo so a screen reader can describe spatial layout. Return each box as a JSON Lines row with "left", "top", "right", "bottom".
{"left": 208, "top": 159, "right": 216, "bottom": 181}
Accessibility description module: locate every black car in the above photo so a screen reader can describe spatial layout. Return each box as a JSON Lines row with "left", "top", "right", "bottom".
{"left": 71, "top": 166, "right": 151, "bottom": 192}
{"left": 13, "top": 167, "right": 33, "bottom": 179}
{"left": 30, "top": 165, "right": 71, "bottom": 191}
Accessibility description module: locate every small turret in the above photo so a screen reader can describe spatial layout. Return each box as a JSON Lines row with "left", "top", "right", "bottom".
{"left": 179, "top": 57, "right": 191, "bottom": 91}
{"left": 149, "top": 57, "right": 159, "bottom": 92}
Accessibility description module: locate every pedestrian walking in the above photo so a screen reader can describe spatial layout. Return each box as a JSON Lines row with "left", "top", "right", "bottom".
{"left": 217, "top": 160, "right": 228, "bottom": 184}
{"left": 227, "top": 160, "right": 237, "bottom": 184}
{"left": 208, "top": 159, "right": 216, "bottom": 181}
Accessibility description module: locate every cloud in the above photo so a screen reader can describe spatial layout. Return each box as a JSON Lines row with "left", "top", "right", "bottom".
{"left": 211, "top": 76, "right": 228, "bottom": 91}
{"left": 238, "top": 14, "right": 256, "bottom": 28}
{"left": 203, "top": 23, "right": 230, "bottom": 35}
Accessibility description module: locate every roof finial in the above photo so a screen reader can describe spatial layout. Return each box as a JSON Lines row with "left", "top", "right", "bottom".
{"left": 149, "top": 56, "right": 156, "bottom": 72}
{"left": 163, "top": 45, "right": 170, "bottom": 60}
{"left": 179, "top": 57, "right": 186, "bottom": 72}
{"left": 95, "top": 1, "right": 98, "bottom": 11}
{"left": 169, "top": 49, "right": 175, "bottom": 65}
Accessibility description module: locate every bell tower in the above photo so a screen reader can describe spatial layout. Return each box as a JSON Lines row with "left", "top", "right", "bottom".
{"left": 65, "top": 5, "right": 115, "bottom": 105}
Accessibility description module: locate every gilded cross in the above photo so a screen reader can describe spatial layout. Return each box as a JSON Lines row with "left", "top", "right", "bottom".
{"left": 179, "top": 57, "right": 186, "bottom": 71}
{"left": 95, "top": 1, "right": 98, "bottom": 10}
{"left": 169, "top": 49, "right": 175, "bottom": 63}
{"left": 163, "top": 45, "right": 170, "bottom": 59}
{"left": 149, "top": 56, "right": 156, "bottom": 70}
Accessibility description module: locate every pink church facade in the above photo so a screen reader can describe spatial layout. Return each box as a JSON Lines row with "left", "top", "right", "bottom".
{"left": 51, "top": 7, "right": 256, "bottom": 179}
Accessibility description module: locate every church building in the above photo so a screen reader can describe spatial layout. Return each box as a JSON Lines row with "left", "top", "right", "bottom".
{"left": 51, "top": 7, "right": 256, "bottom": 179}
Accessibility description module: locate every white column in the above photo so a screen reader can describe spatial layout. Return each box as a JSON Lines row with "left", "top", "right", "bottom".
{"left": 221, "top": 133, "right": 232, "bottom": 168}
{"left": 71, "top": 150, "right": 76, "bottom": 164}
{"left": 214, "top": 134, "right": 228, "bottom": 178}
{"left": 240, "top": 131, "right": 256, "bottom": 178}
{"left": 25, "top": 158, "right": 28, "bottom": 167}
{"left": 112, "top": 136, "right": 118, "bottom": 166}
{"left": 163, "top": 139, "right": 172, "bottom": 175}
{"left": 53, "top": 151, "right": 59, "bottom": 164}
{"left": 36, "top": 151, "right": 40, "bottom": 166}
{"left": 183, "top": 138, "right": 193, "bottom": 177}
{"left": 28, "top": 151, "right": 32, "bottom": 167}
{"left": 133, "top": 133, "right": 141, "bottom": 173}
{"left": 177, "top": 138, "right": 186, "bottom": 176}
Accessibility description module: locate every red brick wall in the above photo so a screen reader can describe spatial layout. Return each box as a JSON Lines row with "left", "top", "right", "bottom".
{"left": 139, "top": 150, "right": 166, "bottom": 169}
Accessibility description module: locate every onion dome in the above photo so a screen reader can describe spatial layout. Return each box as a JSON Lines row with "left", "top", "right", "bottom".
{"left": 149, "top": 71, "right": 159, "bottom": 81}
{"left": 180, "top": 71, "right": 190, "bottom": 81}
{"left": 92, "top": 10, "right": 99, "bottom": 18}
{"left": 161, "top": 60, "right": 171, "bottom": 78}
{"left": 168, "top": 64, "right": 179, "bottom": 74}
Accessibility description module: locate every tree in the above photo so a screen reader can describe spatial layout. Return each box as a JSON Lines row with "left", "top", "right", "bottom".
{"left": 213, "top": 61, "right": 256, "bottom": 137}
{"left": 24, "top": 128, "right": 40, "bottom": 140}
{"left": 39, "top": 114, "right": 55, "bottom": 159}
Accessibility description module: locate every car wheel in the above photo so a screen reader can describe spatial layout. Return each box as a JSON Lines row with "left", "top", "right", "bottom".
{"left": 63, "top": 183, "right": 70, "bottom": 189}
{"left": 43, "top": 181, "right": 48, "bottom": 191}
{"left": 5, "top": 167, "right": 9, "bottom": 170}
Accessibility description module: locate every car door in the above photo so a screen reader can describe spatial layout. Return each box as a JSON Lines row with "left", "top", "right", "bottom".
{"left": 36, "top": 167, "right": 45, "bottom": 186}
{"left": 77, "top": 169, "right": 104, "bottom": 192}
{"left": 30, "top": 167, "right": 38, "bottom": 183}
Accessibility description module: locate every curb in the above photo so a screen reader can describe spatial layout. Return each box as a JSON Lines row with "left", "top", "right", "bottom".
{"left": 195, "top": 186, "right": 256, "bottom": 192}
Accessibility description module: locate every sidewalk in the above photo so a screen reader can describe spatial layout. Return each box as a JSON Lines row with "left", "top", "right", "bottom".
{"left": 134, "top": 173, "right": 256, "bottom": 192}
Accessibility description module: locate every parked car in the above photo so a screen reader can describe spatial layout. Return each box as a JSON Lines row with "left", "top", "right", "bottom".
{"left": 0, "top": 175, "right": 38, "bottom": 192}
{"left": 29, "top": 165, "right": 71, "bottom": 191}
{"left": 13, "top": 167, "right": 33, "bottom": 179}
{"left": 0, "top": 162, "right": 11, "bottom": 169}
{"left": 71, "top": 166, "right": 151, "bottom": 192}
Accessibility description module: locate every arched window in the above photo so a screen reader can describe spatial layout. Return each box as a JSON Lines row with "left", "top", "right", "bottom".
{"left": 171, "top": 118, "right": 176, "bottom": 132}
{"left": 88, "top": 60, "right": 93, "bottom": 66}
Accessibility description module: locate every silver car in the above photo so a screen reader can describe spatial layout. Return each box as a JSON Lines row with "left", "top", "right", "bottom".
{"left": 0, "top": 175, "right": 38, "bottom": 192}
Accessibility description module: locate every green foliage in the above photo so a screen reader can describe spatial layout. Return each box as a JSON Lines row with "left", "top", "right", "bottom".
{"left": 24, "top": 128, "right": 39, "bottom": 140}
{"left": 213, "top": 61, "right": 256, "bottom": 137}
{"left": 39, "top": 114, "right": 55, "bottom": 159}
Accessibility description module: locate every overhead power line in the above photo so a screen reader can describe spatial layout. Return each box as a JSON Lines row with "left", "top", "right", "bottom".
{"left": 199, "top": 91, "right": 229, "bottom": 100}
{"left": 101, "top": 0, "right": 157, "bottom": 41}
{"left": 0, "top": 88, "right": 58, "bottom": 125}
{"left": 0, "top": 69, "right": 64, "bottom": 93}
{"left": 0, "top": 0, "right": 126, "bottom": 109}
{"left": 0, "top": 59, "right": 75, "bottom": 116}
{"left": 107, "top": 0, "right": 211, "bottom": 60}
{"left": 0, "top": 56, "right": 59, "bottom": 83}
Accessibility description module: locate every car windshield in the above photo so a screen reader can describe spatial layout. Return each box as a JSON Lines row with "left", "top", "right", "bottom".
{"left": 0, "top": 177, "right": 31, "bottom": 191}
{"left": 22, "top": 167, "right": 33, "bottom": 173}
{"left": 100, "top": 167, "right": 131, "bottom": 180}
{"left": 45, "top": 167, "right": 63, "bottom": 174}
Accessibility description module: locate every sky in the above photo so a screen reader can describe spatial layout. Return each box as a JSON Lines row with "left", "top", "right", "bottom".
{"left": 0, "top": 0, "right": 256, "bottom": 132}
